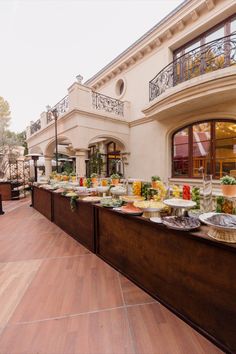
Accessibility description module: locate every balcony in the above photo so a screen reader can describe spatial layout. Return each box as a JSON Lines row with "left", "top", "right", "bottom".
{"left": 92, "top": 92, "right": 124, "bottom": 117}
{"left": 28, "top": 86, "right": 128, "bottom": 139}
{"left": 46, "top": 95, "right": 69, "bottom": 124}
{"left": 30, "top": 119, "right": 41, "bottom": 135}
{"left": 149, "top": 33, "right": 236, "bottom": 101}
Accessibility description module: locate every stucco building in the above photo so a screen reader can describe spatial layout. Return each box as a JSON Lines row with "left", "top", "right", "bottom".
{"left": 26, "top": 0, "right": 236, "bottom": 184}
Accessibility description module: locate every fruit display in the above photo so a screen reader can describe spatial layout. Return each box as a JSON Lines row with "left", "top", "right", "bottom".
{"left": 132, "top": 181, "right": 142, "bottom": 196}
{"left": 141, "top": 182, "right": 151, "bottom": 200}
{"left": 216, "top": 196, "right": 236, "bottom": 214}
{"left": 134, "top": 200, "right": 167, "bottom": 211}
{"left": 151, "top": 180, "right": 167, "bottom": 201}
{"left": 183, "top": 185, "right": 191, "bottom": 200}
{"left": 191, "top": 186, "right": 200, "bottom": 209}
{"left": 172, "top": 185, "right": 181, "bottom": 198}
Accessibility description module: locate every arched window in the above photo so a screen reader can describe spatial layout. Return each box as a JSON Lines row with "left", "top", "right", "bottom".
{"left": 172, "top": 120, "right": 236, "bottom": 179}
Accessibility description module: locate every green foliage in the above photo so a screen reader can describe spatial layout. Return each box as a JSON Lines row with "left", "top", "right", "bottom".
{"left": 110, "top": 173, "right": 120, "bottom": 179}
{"left": 151, "top": 175, "right": 161, "bottom": 181}
{"left": 89, "top": 150, "right": 103, "bottom": 175}
{"left": 220, "top": 175, "right": 236, "bottom": 185}
{"left": 70, "top": 196, "right": 77, "bottom": 212}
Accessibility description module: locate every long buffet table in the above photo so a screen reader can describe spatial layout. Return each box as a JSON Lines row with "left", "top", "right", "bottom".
{"left": 32, "top": 187, "right": 95, "bottom": 252}
{"left": 32, "top": 186, "right": 236, "bottom": 353}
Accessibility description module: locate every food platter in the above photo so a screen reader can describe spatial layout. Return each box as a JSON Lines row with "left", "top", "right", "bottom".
{"left": 199, "top": 212, "right": 236, "bottom": 243}
{"left": 81, "top": 196, "right": 101, "bottom": 203}
{"left": 120, "top": 204, "right": 143, "bottom": 216}
{"left": 163, "top": 198, "right": 196, "bottom": 209}
{"left": 133, "top": 200, "right": 167, "bottom": 212}
{"left": 162, "top": 216, "right": 200, "bottom": 231}
{"left": 199, "top": 213, "right": 236, "bottom": 229}
{"left": 96, "top": 186, "right": 110, "bottom": 194}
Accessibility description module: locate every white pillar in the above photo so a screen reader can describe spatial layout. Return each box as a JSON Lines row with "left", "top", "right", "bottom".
{"left": 44, "top": 156, "right": 53, "bottom": 178}
{"left": 75, "top": 149, "right": 87, "bottom": 177}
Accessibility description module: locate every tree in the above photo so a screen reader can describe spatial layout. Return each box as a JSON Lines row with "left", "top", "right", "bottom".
{"left": 0, "top": 96, "right": 11, "bottom": 152}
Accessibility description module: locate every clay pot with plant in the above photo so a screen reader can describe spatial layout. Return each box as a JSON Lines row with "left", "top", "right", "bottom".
{"left": 220, "top": 175, "right": 236, "bottom": 197}
{"left": 151, "top": 175, "right": 161, "bottom": 189}
{"left": 110, "top": 173, "right": 120, "bottom": 185}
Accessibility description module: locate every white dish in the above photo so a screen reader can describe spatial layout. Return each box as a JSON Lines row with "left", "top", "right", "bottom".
{"left": 150, "top": 217, "right": 162, "bottom": 223}
{"left": 199, "top": 213, "right": 236, "bottom": 231}
{"left": 96, "top": 186, "right": 110, "bottom": 193}
{"left": 164, "top": 198, "right": 196, "bottom": 209}
{"left": 199, "top": 212, "right": 216, "bottom": 224}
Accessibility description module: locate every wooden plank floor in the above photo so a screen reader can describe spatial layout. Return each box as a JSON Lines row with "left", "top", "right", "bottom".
{"left": 0, "top": 200, "right": 223, "bottom": 354}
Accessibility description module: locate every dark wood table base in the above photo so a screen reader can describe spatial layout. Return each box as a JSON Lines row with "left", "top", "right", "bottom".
{"left": 95, "top": 206, "right": 236, "bottom": 354}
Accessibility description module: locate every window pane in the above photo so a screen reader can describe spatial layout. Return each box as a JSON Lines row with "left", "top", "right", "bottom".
{"left": 193, "top": 122, "right": 211, "bottom": 141}
{"left": 193, "top": 160, "right": 211, "bottom": 177}
{"left": 173, "top": 143, "right": 189, "bottom": 158}
{"left": 193, "top": 141, "right": 211, "bottom": 157}
{"left": 231, "top": 18, "right": 236, "bottom": 34}
{"left": 215, "top": 137, "right": 236, "bottom": 178}
{"left": 184, "top": 40, "right": 201, "bottom": 54}
{"left": 173, "top": 129, "right": 188, "bottom": 145}
{"left": 173, "top": 143, "right": 189, "bottom": 177}
{"left": 215, "top": 121, "right": 236, "bottom": 139}
{"left": 173, "top": 160, "right": 189, "bottom": 176}
{"left": 206, "top": 26, "right": 224, "bottom": 43}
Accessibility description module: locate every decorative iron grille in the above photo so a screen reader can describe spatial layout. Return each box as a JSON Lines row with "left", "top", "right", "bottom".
{"left": 30, "top": 119, "right": 41, "bottom": 135}
{"left": 47, "top": 95, "right": 69, "bottom": 123}
{"left": 149, "top": 32, "right": 236, "bottom": 101}
{"left": 92, "top": 92, "right": 124, "bottom": 117}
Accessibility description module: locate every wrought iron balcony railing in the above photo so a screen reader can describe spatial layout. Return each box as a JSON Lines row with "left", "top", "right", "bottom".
{"left": 149, "top": 32, "right": 236, "bottom": 101}
{"left": 30, "top": 119, "right": 41, "bottom": 135}
{"left": 92, "top": 92, "right": 124, "bottom": 117}
{"left": 47, "top": 95, "right": 69, "bottom": 124}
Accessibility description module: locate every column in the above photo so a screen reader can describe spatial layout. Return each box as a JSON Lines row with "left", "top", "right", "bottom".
{"left": 75, "top": 149, "right": 87, "bottom": 177}
{"left": 44, "top": 156, "right": 53, "bottom": 178}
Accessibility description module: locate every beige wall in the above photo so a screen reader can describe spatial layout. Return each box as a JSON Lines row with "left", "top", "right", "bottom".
{"left": 27, "top": 0, "right": 236, "bottom": 180}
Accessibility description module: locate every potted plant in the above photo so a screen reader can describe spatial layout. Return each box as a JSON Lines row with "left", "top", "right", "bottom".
{"left": 62, "top": 171, "right": 69, "bottom": 181}
{"left": 110, "top": 173, "right": 120, "bottom": 185}
{"left": 151, "top": 175, "right": 161, "bottom": 189}
{"left": 220, "top": 175, "right": 236, "bottom": 197}
{"left": 90, "top": 173, "right": 98, "bottom": 185}
{"left": 70, "top": 172, "right": 77, "bottom": 183}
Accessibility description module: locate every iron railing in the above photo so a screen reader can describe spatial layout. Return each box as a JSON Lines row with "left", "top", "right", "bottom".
{"left": 30, "top": 119, "right": 41, "bottom": 135}
{"left": 92, "top": 92, "right": 124, "bottom": 117}
{"left": 47, "top": 95, "right": 69, "bottom": 124}
{"left": 149, "top": 32, "right": 236, "bottom": 101}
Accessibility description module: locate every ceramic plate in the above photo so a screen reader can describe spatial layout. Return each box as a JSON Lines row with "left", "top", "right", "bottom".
{"left": 164, "top": 198, "right": 196, "bottom": 209}
{"left": 150, "top": 217, "right": 162, "bottom": 223}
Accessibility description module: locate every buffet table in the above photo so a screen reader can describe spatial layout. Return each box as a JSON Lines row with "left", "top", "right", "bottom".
{"left": 32, "top": 186, "right": 95, "bottom": 252}
{"left": 32, "top": 186, "right": 236, "bottom": 353}
{"left": 32, "top": 186, "right": 53, "bottom": 221}
{"left": 52, "top": 193, "right": 95, "bottom": 252}
{"left": 95, "top": 205, "right": 236, "bottom": 353}
{"left": 0, "top": 182, "right": 12, "bottom": 201}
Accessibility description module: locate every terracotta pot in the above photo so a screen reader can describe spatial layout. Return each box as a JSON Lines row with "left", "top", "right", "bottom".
{"left": 151, "top": 181, "right": 159, "bottom": 189}
{"left": 111, "top": 178, "right": 119, "bottom": 185}
{"left": 221, "top": 185, "right": 236, "bottom": 197}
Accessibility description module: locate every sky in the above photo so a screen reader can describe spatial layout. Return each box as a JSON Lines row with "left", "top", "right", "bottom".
{"left": 0, "top": 0, "right": 183, "bottom": 132}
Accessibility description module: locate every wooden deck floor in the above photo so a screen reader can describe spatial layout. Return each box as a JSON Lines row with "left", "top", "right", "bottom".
{"left": 0, "top": 200, "right": 223, "bottom": 354}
